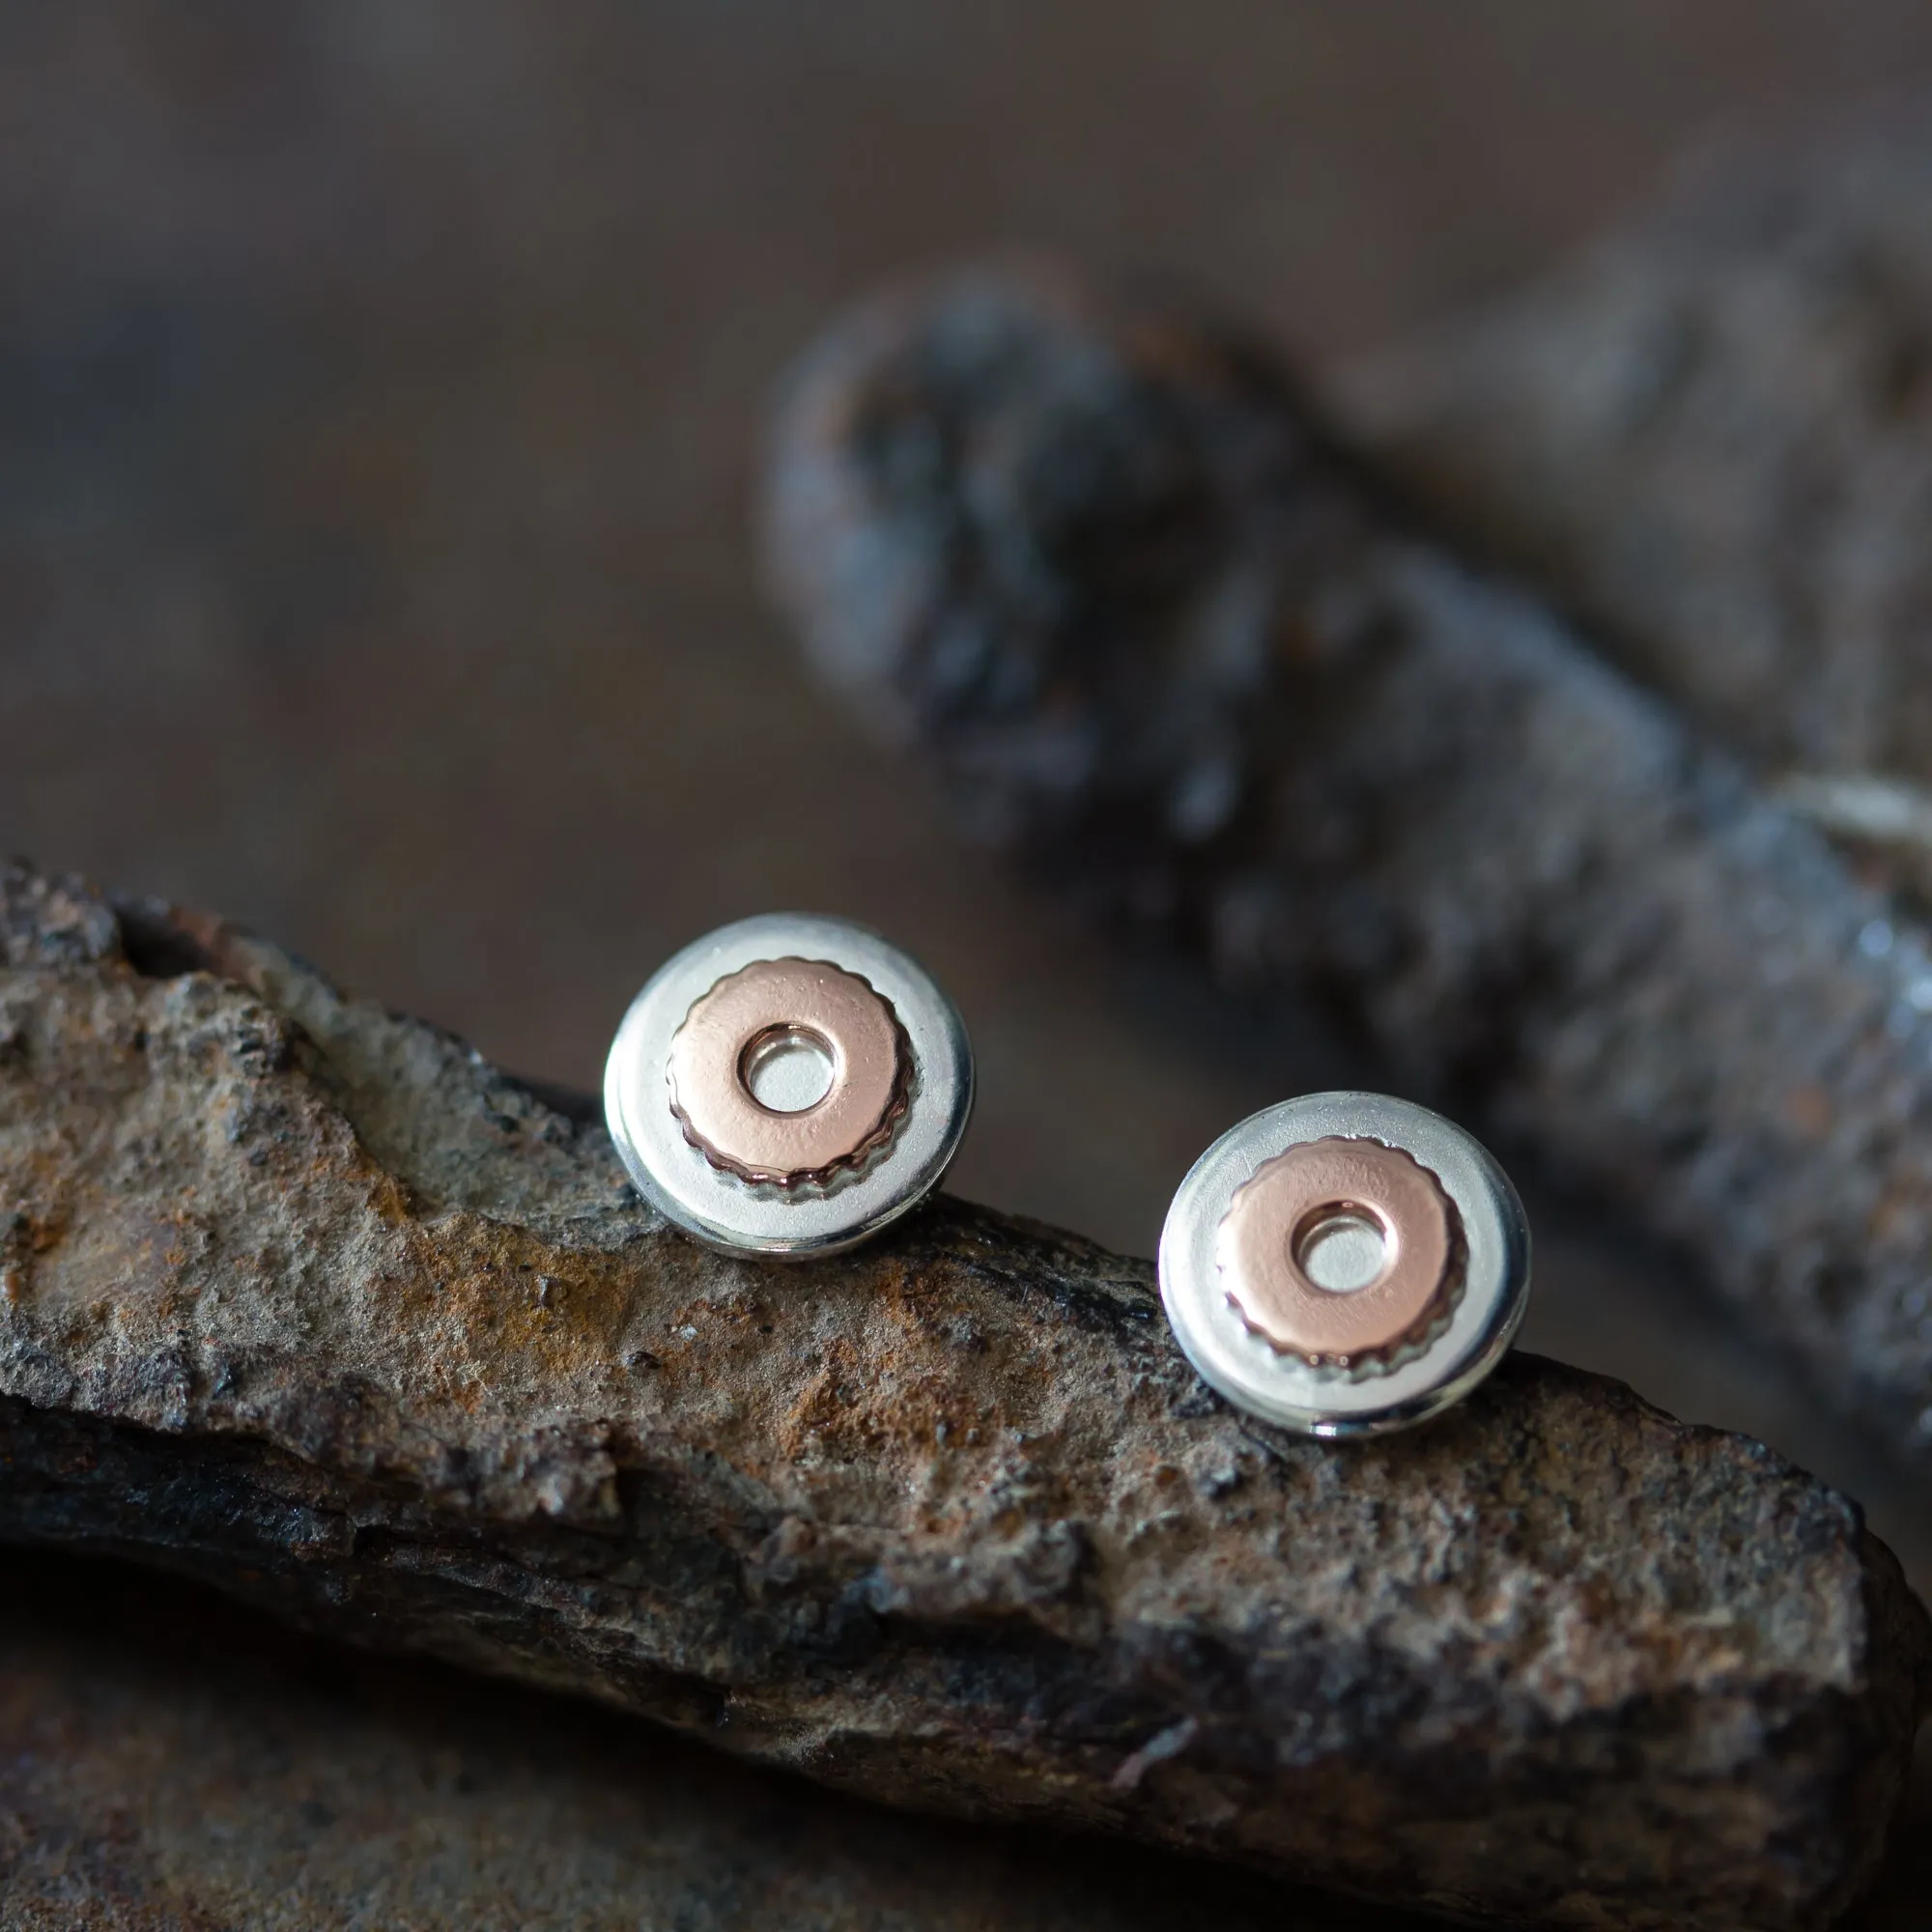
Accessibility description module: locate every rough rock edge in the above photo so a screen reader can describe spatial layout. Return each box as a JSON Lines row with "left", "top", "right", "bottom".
{"left": 0, "top": 862, "right": 1925, "bottom": 1929}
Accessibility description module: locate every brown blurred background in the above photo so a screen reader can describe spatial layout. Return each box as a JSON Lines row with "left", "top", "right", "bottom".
{"left": 11, "top": 2, "right": 1932, "bottom": 1510}
{"left": 10, "top": 1, "right": 1932, "bottom": 1231}
{"left": 10, "top": 7, "right": 1932, "bottom": 1923}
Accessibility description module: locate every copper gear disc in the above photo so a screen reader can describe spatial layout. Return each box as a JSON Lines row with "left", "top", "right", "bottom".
{"left": 1216, "top": 1136, "right": 1464, "bottom": 1369}
{"left": 666, "top": 955, "right": 910, "bottom": 1189}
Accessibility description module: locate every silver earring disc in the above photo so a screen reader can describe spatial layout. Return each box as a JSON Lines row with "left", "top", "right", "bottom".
{"left": 604, "top": 914, "right": 973, "bottom": 1258}
{"left": 1158, "top": 1093, "right": 1531, "bottom": 1436}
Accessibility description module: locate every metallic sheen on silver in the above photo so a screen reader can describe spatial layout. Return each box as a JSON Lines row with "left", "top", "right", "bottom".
{"left": 1158, "top": 1093, "right": 1531, "bottom": 1436}
{"left": 605, "top": 914, "right": 974, "bottom": 1258}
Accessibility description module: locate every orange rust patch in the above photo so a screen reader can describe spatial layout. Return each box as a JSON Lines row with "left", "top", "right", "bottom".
{"left": 20, "top": 1211, "right": 66, "bottom": 1255}
{"left": 0, "top": 1201, "right": 67, "bottom": 1305}
{"left": 1781, "top": 1084, "right": 1833, "bottom": 1140}
{"left": 383, "top": 1212, "right": 659, "bottom": 1395}
{"left": 1866, "top": 1179, "right": 1928, "bottom": 1247}
{"left": 776, "top": 1332, "right": 985, "bottom": 1468}
{"left": 362, "top": 1171, "right": 413, "bottom": 1228}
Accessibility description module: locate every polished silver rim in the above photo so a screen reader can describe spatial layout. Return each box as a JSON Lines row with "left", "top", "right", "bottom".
{"left": 1158, "top": 1092, "right": 1531, "bottom": 1435}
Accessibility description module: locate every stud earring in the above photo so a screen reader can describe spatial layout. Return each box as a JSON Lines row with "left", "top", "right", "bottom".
{"left": 1158, "top": 1093, "right": 1530, "bottom": 1435}
{"left": 604, "top": 914, "right": 974, "bottom": 1258}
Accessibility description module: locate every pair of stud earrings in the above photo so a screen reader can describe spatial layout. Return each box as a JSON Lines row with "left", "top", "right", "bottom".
{"left": 605, "top": 914, "right": 1531, "bottom": 1437}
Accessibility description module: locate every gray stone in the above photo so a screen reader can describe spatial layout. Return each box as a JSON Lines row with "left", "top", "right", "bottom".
{"left": 0, "top": 864, "right": 1923, "bottom": 1928}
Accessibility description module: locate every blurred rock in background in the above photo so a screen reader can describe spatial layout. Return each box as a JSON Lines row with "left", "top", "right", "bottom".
{"left": 7, "top": 1, "right": 1932, "bottom": 1253}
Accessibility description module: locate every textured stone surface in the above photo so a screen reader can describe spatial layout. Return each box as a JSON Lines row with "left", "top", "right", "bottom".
{"left": 5, "top": 1549, "right": 1433, "bottom": 1932}
{"left": 761, "top": 262, "right": 1932, "bottom": 1488}
{"left": 0, "top": 862, "right": 1924, "bottom": 1929}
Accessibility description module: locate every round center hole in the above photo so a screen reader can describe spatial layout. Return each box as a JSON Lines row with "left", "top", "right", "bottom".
{"left": 1293, "top": 1203, "right": 1389, "bottom": 1294}
{"left": 741, "top": 1026, "right": 836, "bottom": 1114}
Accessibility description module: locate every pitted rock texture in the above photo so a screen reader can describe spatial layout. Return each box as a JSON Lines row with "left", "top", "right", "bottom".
{"left": 0, "top": 869, "right": 1924, "bottom": 1924}
{"left": 0, "top": 863, "right": 1924, "bottom": 1929}
{"left": 761, "top": 262, "right": 1932, "bottom": 1491}
{"left": 7, "top": 1550, "right": 1439, "bottom": 1932}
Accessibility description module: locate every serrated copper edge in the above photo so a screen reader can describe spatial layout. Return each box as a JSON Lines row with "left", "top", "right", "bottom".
{"left": 676, "top": 1030, "right": 912, "bottom": 1192}
{"left": 666, "top": 959, "right": 913, "bottom": 1191}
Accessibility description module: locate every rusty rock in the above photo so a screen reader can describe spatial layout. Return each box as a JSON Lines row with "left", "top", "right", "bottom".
{"left": 0, "top": 863, "right": 1924, "bottom": 1929}
{"left": 6, "top": 1548, "right": 1428, "bottom": 1932}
